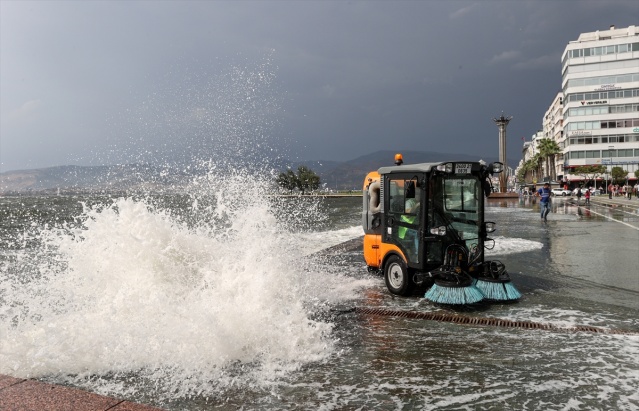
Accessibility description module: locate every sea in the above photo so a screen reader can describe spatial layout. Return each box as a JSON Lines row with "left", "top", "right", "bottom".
{"left": 1, "top": 175, "right": 638, "bottom": 411}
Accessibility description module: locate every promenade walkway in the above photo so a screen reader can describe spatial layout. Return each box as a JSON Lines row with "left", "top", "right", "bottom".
{"left": 585, "top": 193, "right": 639, "bottom": 211}
{"left": 0, "top": 374, "right": 163, "bottom": 411}
{"left": 520, "top": 191, "right": 639, "bottom": 212}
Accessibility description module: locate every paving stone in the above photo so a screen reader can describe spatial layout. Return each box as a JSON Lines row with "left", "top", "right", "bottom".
{"left": 0, "top": 375, "right": 23, "bottom": 390}
{"left": 0, "top": 375, "right": 164, "bottom": 411}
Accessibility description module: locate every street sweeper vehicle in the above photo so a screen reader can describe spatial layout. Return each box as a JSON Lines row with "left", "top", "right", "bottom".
{"left": 362, "top": 154, "right": 521, "bottom": 305}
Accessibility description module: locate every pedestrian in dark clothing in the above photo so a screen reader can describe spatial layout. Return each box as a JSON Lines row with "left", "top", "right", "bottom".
{"left": 537, "top": 183, "right": 551, "bottom": 221}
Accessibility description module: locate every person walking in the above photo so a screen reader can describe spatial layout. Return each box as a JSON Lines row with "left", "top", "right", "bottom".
{"left": 608, "top": 183, "right": 613, "bottom": 199}
{"left": 536, "top": 182, "right": 551, "bottom": 221}
{"left": 576, "top": 188, "right": 582, "bottom": 204}
{"left": 584, "top": 189, "right": 591, "bottom": 205}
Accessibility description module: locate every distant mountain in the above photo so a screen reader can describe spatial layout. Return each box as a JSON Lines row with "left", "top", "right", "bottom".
{"left": 319, "top": 150, "right": 501, "bottom": 190}
{"left": 0, "top": 164, "right": 193, "bottom": 195}
{"left": 0, "top": 150, "right": 503, "bottom": 194}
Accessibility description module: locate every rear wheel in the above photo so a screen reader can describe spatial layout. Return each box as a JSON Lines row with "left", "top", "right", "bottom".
{"left": 562, "top": 192, "right": 567, "bottom": 196}
{"left": 384, "top": 255, "right": 413, "bottom": 296}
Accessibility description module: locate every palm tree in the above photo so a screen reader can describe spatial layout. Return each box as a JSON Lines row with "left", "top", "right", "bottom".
{"left": 537, "top": 138, "right": 561, "bottom": 181}
{"left": 532, "top": 153, "right": 544, "bottom": 183}
{"left": 519, "top": 158, "right": 537, "bottom": 184}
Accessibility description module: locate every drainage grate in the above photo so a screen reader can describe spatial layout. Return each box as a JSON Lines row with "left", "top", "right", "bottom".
{"left": 353, "top": 307, "right": 638, "bottom": 335}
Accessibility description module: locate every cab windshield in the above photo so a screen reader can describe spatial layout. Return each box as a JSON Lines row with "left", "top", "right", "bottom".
{"left": 443, "top": 176, "right": 482, "bottom": 238}
{"left": 431, "top": 175, "right": 483, "bottom": 253}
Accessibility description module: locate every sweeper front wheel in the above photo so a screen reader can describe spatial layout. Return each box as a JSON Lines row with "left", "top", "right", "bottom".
{"left": 384, "top": 255, "right": 413, "bottom": 296}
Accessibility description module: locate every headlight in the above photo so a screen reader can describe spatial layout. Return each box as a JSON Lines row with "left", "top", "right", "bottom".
{"left": 436, "top": 163, "right": 453, "bottom": 173}
{"left": 430, "top": 226, "right": 447, "bottom": 236}
{"left": 484, "top": 222, "right": 496, "bottom": 233}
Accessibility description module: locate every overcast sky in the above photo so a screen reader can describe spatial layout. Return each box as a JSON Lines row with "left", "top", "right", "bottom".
{"left": 1, "top": 1, "right": 638, "bottom": 172}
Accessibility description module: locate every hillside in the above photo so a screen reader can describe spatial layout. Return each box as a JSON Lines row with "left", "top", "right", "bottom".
{"left": 0, "top": 164, "right": 193, "bottom": 195}
{"left": 0, "top": 150, "right": 502, "bottom": 194}
{"left": 321, "top": 150, "right": 501, "bottom": 190}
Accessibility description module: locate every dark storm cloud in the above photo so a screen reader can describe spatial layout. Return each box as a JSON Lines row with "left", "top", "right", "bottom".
{"left": 1, "top": 0, "right": 637, "bottom": 171}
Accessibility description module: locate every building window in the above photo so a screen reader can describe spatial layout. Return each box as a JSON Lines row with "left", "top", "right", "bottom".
{"left": 567, "top": 118, "right": 638, "bottom": 131}
{"left": 585, "top": 150, "right": 599, "bottom": 158}
{"left": 618, "top": 74, "right": 633, "bottom": 83}
{"left": 568, "top": 42, "right": 639, "bottom": 59}
{"left": 571, "top": 151, "right": 585, "bottom": 159}
{"left": 568, "top": 104, "right": 639, "bottom": 117}
{"left": 602, "top": 150, "right": 617, "bottom": 158}
{"left": 566, "top": 88, "right": 639, "bottom": 103}
{"left": 567, "top": 73, "right": 639, "bottom": 88}
{"left": 569, "top": 134, "right": 639, "bottom": 145}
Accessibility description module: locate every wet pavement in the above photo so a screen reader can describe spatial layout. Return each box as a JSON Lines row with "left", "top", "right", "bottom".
{"left": 587, "top": 193, "right": 639, "bottom": 212}
{"left": 503, "top": 193, "right": 639, "bottom": 299}
{"left": 1, "top": 194, "right": 638, "bottom": 410}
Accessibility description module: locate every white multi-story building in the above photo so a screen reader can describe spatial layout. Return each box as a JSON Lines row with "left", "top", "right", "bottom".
{"left": 561, "top": 25, "right": 639, "bottom": 187}
{"left": 542, "top": 92, "right": 564, "bottom": 180}
{"left": 516, "top": 130, "right": 543, "bottom": 185}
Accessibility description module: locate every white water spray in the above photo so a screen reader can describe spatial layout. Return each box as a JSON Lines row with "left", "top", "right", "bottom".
{"left": 0, "top": 172, "right": 369, "bottom": 400}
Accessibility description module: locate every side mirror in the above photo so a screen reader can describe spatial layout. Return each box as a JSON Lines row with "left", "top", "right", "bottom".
{"left": 488, "top": 162, "right": 504, "bottom": 174}
{"left": 484, "top": 222, "right": 496, "bottom": 233}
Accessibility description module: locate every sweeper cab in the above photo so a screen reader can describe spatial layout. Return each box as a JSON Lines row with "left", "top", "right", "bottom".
{"left": 362, "top": 154, "right": 521, "bottom": 305}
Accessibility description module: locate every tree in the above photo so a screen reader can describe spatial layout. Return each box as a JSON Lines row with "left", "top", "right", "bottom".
{"left": 296, "top": 166, "right": 320, "bottom": 195}
{"left": 573, "top": 165, "right": 606, "bottom": 187}
{"left": 518, "top": 158, "right": 537, "bottom": 184}
{"left": 276, "top": 169, "right": 298, "bottom": 192}
{"left": 611, "top": 166, "right": 628, "bottom": 184}
{"left": 516, "top": 166, "right": 526, "bottom": 183}
{"left": 276, "top": 166, "right": 321, "bottom": 194}
{"left": 537, "top": 138, "right": 561, "bottom": 181}
{"left": 635, "top": 169, "right": 639, "bottom": 179}
{"left": 531, "top": 153, "right": 544, "bottom": 183}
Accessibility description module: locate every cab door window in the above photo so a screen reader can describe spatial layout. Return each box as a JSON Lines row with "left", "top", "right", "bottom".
{"left": 387, "top": 177, "right": 421, "bottom": 262}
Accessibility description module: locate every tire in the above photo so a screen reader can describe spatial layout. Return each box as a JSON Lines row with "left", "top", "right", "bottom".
{"left": 562, "top": 192, "right": 567, "bottom": 196}
{"left": 384, "top": 255, "right": 413, "bottom": 296}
